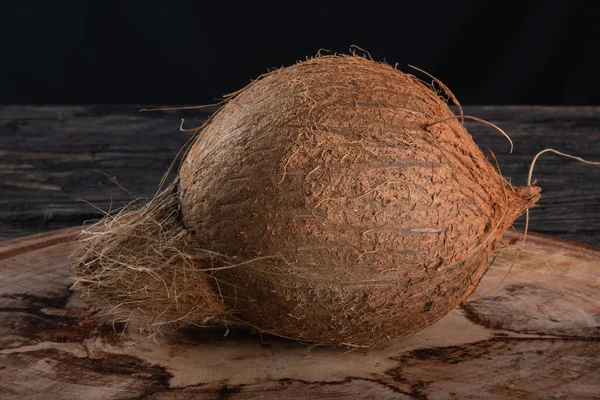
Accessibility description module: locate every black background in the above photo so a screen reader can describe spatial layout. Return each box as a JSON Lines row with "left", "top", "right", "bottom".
{"left": 1, "top": 1, "right": 598, "bottom": 105}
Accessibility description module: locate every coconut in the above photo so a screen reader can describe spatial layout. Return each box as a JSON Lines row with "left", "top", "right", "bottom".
{"left": 72, "top": 55, "right": 540, "bottom": 347}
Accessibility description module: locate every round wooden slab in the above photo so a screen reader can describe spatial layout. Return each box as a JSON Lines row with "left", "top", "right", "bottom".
{"left": 0, "top": 229, "right": 599, "bottom": 399}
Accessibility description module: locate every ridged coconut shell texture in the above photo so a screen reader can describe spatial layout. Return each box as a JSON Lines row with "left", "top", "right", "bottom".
{"left": 178, "top": 55, "right": 540, "bottom": 346}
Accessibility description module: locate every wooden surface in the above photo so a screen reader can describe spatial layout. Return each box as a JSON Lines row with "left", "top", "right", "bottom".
{"left": 0, "top": 106, "right": 599, "bottom": 398}
{"left": 1, "top": 105, "right": 599, "bottom": 246}
{"left": 0, "top": 229, "right": 598, "bottom": 399}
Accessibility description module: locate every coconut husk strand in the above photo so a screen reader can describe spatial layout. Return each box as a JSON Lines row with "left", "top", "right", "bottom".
{"left": 71, "top": 55, "right": 540, "bottom": 347}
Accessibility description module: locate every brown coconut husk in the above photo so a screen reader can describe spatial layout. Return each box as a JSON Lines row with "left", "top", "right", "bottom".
{"left": 71, "top": 54, "right": 540, "bottom": 347}
{"left": 71, "top": 180, "right": 227, "bottom": 330}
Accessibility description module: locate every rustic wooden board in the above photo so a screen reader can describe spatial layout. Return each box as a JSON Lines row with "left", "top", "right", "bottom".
{"left": 1, "top": 105, "right": 599, "bottom": 246}
{"left": 0, "top": 229, "right": 598, "bottom": 399}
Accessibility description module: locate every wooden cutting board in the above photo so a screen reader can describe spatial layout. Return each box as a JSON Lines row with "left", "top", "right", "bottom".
{"left": 0, "top": 229, "right": 598, "bottom": 399}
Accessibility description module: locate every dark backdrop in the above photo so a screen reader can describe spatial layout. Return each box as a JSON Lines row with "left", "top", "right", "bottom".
{"left": 1, "top": 1, "right": 598, "bottom": 105}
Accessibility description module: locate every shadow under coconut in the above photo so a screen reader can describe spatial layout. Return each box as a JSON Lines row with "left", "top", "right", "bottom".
{"left": 175, "top": 322, "right": 291, "bottom": 349}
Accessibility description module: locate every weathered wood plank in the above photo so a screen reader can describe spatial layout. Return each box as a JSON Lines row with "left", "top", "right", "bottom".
{"left": 1, "top": 105, "right": 599, "bottom": 246}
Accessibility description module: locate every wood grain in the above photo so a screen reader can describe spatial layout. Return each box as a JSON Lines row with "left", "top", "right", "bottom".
{"left": 1, "top": 106, "right": 599, "bottom": 246}
{"left": 0, "top": 229, "right": 598, "bottom": 399}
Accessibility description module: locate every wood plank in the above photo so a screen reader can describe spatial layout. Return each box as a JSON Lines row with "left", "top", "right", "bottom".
{"left": 0, "top": 229, "right": 598, "bottom": 399}
{"left": 1, "top": 106, "right": 599, "bottom": 246}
